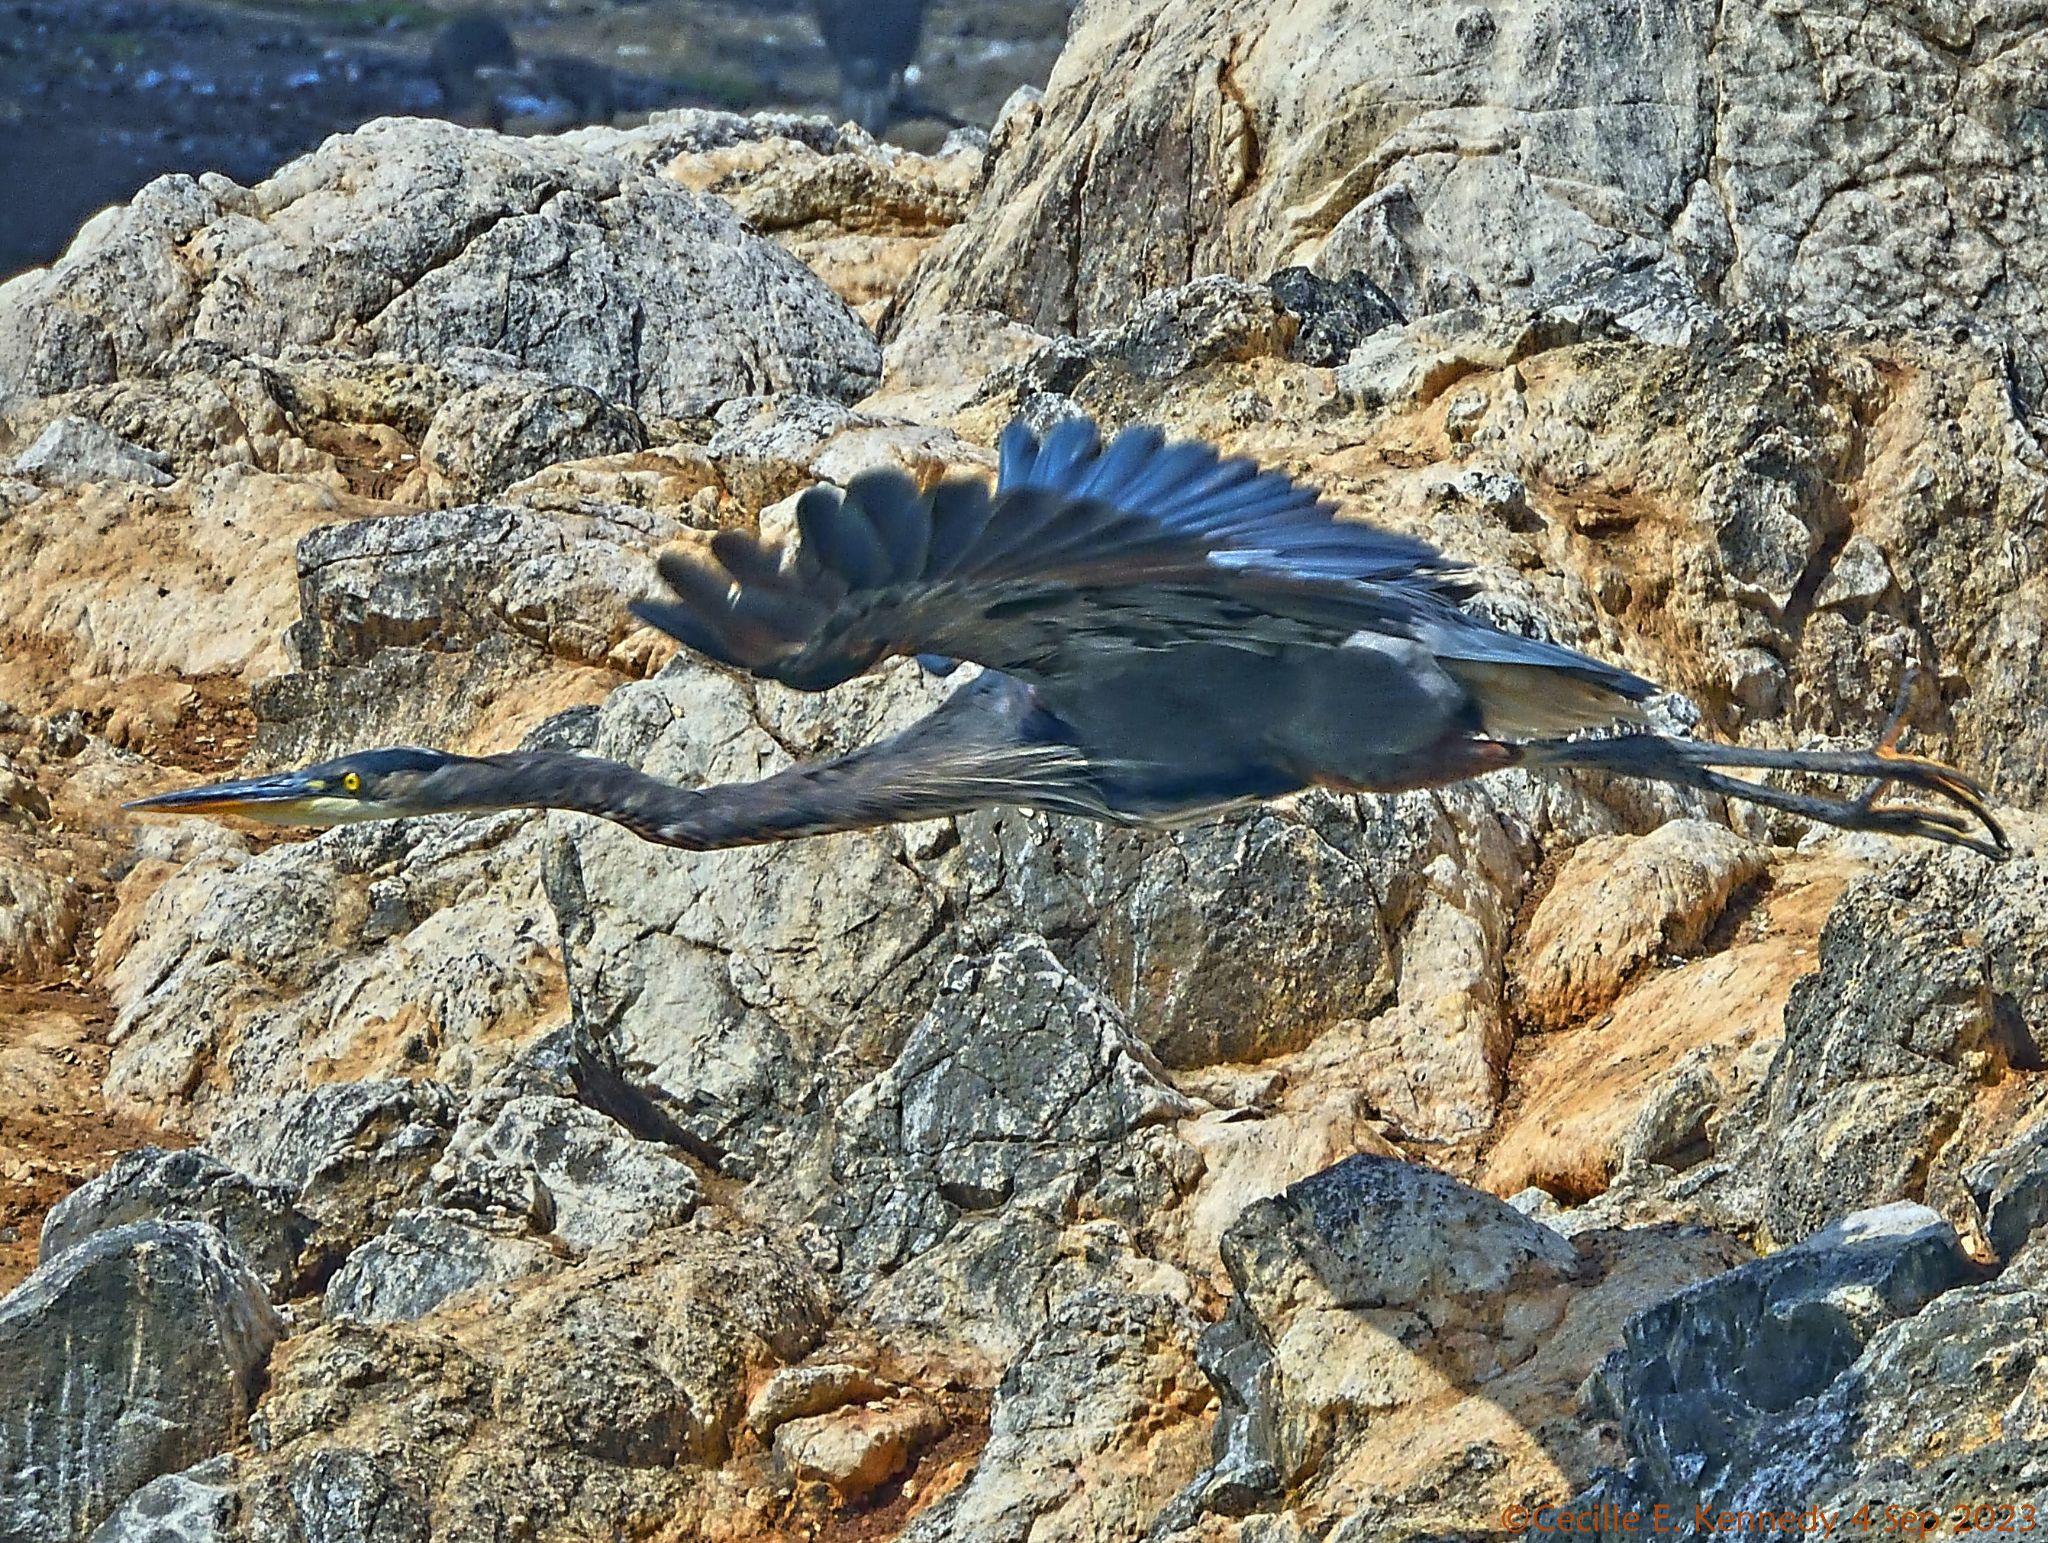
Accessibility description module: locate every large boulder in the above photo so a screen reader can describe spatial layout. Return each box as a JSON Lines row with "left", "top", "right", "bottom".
{"left": 0, "top": 118, "right": 880, "bottom": 414}
{"left": 0, "top": 1222, "right": 281, "bottom": 1543}
{"left": 39, "top": 1147, "right": 313, "bottom": 1300}
{"left": 897, "top": 0, "right": 2048, "bottom": 371}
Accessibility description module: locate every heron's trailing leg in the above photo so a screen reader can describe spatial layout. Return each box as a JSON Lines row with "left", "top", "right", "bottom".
{"left": 1519, "top": 674, "right": 2008, "bottom": 859}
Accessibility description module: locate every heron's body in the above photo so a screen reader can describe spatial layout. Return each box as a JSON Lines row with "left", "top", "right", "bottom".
{"left": 129, "top": 417, "right": 2007, "bottom": 860}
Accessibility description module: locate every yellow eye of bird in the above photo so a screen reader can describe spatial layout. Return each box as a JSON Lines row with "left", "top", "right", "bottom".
{"left": 342, "top": 772, "right": 361, "bottom": 793}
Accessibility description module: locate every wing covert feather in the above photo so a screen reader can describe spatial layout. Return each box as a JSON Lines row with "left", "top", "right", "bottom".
{"left": 630, "top": 417, "right": 1653, "bottom": 711}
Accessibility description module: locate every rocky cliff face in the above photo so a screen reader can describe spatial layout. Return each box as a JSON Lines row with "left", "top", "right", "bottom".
{"left": 1, "top": 2, "right": 2045, "bottom": 1535}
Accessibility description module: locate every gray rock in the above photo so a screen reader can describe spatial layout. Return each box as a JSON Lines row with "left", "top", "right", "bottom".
{"left": 39, "top": 1147, "right": 313, "bottom": 1299}
{"left": 902, "top": 1291, "right": 1210, "bottom": 1543}
{"left": 449, "top": 1096, "right": 701, "bottom": 1254}
{"left": 1715, "top": 849, "right": 2048, "bottom": 1245}
{"left": 210, "top": 1080, "right": 458, "bottom": 1279}
{"left": 1591, "top": 1203, "right": 1976, "bottom": 1514}
{"left": 825, "top": 937, "right": 1192, "bottom": 1288}
{"left": 1968, "top": 1120, "right": 2048, "bottom": 1265}
{"left": 1201, "top": 1154, "right": 1579, "bottom": 1496}
{"left": 273, "top": 1449, "right": 428, "bottom": 1543}
{"left": 977, "top": 276, "right": 1293, "bottom": 408}
{"left": 1225, "top": 1152, "right": 1579, "bottom": 1322}
{"left": 322, "top": 1208, "right": 559, "bottom": 1324}
{"left": 1725, "top": 1271, "right": 2048, "bottom": 1510}
{"left": 0, "top": 1222, "right": 281, "bottom": 1543}
{"left": 1, "top": 119, "right": 879, "bottom": 415}
{"left": 86, "top": 1458, "right": 235, "bottom": 1543}
{"left": 897, "top": 0, "right": 2048, "bottom": 368}
{"left": 416, "top": 377, "right": 645, "bottom": 504}
{"left": 1267, "top": 266, "right": 1404, "bottom": 365}
{"left": 288, "top": 501, "right": 674, "bottom": 673}
{"left": 9, "top": 415, "right": 173, "bottom": 487}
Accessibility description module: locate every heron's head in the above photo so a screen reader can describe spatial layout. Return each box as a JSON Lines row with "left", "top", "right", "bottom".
{"left": 125, "top": 747, "right": 468, "bottom": 827}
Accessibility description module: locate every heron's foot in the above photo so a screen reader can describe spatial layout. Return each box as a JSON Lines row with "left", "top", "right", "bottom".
{"left": 1827, "top": 665, "right": 2008, "bottom": 857}
{"left": 1523, "top": 699, "right": 2011, "bottom": 858}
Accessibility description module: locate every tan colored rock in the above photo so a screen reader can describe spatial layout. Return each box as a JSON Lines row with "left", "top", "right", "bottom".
{"left": 1484, "top": 857, "right": 1859, "bottom": 1201}
{"left": 0, "top": 835, "right": 82, "bottom": 979}
{"left": 773, "top": 1394, "right": 950, "bottom": 1502}
{"left": 897, "top": 0, "right": 2048, "bottom": 371}
{"left": 745, "top": 1362, "right": 900, "bottom": 1438}
{"left": 902, "top": 1291, "right": 1212, "bottom": 1543}
{"left": 665, "top": 131, "right": 979, "bottom": 322}
{"left": 1514, "top": 819, "right": 1770, "bottom": 1032}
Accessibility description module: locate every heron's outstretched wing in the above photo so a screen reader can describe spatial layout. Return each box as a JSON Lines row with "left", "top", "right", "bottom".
{"left": 632, "top": 417, "right": 1651, "bottom": 706}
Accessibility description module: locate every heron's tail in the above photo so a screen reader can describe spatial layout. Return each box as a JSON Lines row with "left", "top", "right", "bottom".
{"left": 1518, "top": 728, "right": 2007, "bottom": 858}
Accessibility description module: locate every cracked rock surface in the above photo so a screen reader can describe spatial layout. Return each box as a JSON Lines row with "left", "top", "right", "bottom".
{"left": 2, "top": 9, "right": 2047, "bottom": 1541}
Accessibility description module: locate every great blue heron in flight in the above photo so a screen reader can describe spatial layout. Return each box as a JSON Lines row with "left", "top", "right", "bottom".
{"left": 128, "top": 417, "right": 2008, "bottom": 858}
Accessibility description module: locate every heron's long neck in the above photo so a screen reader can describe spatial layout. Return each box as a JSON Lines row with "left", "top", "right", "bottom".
{"left": 442, "top": 750, "right": 919, "bottom": 850}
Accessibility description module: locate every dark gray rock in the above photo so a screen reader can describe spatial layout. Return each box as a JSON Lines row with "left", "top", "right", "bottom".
{"left": 1267, "top": 266, "right": 1403, "bottom": 365}
{"left": 1729, "top": 851, "right": 2048, "bottom": 1246}
{"left": 210, "top": 1079, "right": 458, "bottom": 1282}
{"left": 276, "top": 1449, "right": 429, "bottom": 1543}
{"left": 1591, "top": 1203, "right": 1976, "bottom": 1515}
{"left": 85, "top": 1457, "right": 235, "bottom": 1543}
{"left": 322, "top": 1208, "right": 559, "bottom": 1324}
{"left": 0, "top": 1222, "right": 281, "bottom": 1543}
{"left": 1966, "top": 1118, "right": 2048, "bottom": 1266}
{"left": 1223, "top": 1152, "right": 1579, "bottom": 1322}
{"left": 40, "top": 1147, "right": 313, "bottom": 1300}
{"left": 824, "top": 937, "right": 1193, "bottom": 1287}
{"left": 416, "top": 377, "right": 646, "bottom": 503}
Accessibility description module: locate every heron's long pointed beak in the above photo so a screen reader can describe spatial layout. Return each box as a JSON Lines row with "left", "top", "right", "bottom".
{"left": 125, "top": 772, "right": 333, "bottom": 823}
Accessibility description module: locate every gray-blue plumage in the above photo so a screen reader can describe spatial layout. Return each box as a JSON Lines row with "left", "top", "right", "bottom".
{"left": 133, "top": 416, "right": 2004, "bottom": 857}
{"left": 633, "top": 415, "right": 1658, "bottom": 825}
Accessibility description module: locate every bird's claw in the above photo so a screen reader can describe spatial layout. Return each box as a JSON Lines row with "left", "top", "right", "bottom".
{"left": 1832, "top": 664, "right": 2010, "bottom": 859}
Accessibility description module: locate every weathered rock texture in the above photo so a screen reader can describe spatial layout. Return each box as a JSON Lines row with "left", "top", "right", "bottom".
{"left": 898, "top": 0, "right": 2048, "bottom": 372}
{"left": 0, "top": 1222, "right": 280, "bottom": 1543}
{"left": 1, "top": 4, "right": 2045, "bottom": 1541}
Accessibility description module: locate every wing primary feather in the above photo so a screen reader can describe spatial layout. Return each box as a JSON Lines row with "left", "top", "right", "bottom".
{"left": 923, "top": 479, "right": 993, "bottom": 577}
{"left": 1066, "top": 425, "right": 1165, "bottom": 499}
{"left": 796, "top": 485, "right": 893, "bottom": 590}
{"left": 845, "top": 468, "right": 931, "bottom": 579}
{"left": 655, "top": 550, "right": 740, "bottom": 617}
{"left": 708, "top": 530, "right": 791, "bottom": 588}
{"left": 1113, "top": 441, "right": 1228, "bottom": 511}
{"left": 630, "top": 598, "right": 742, "bottom": 667}
{"left": 996, "top": 420, "right": 1041, "bottom": 489}
{"left": 1027, "top": 418, "right": 1103, "bottom": 488}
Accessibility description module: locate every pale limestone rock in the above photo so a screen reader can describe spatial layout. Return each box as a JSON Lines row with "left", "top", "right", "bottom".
{"left": 106, "top": 815, "right": 559, "bottom": 1133}
{"left": 10, "top": 415, "right": 173, "bottom": 488}
{"left": 0, "top": 119, "right": 880, "bottom": 414}
{"left": 898, "top": 0, "right": 2048, "bottom": 373}
{"left": 415, "top": 377, "right": 645, "bottom": 506}
{"left": 1514, "top": 819, "right": 1770, "bottom": 1031}
{"left": 901, "top": 1291, "right": 1212, "bottom": 1543}
{"left": 746, "top": 1364, "right": 901, "bottom": 1438}
{"left": 453, "top": 1095, "right": 700, "bottom": 1254}
{"left": 0, "top": 838, "right": 81, "bottom": 979}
